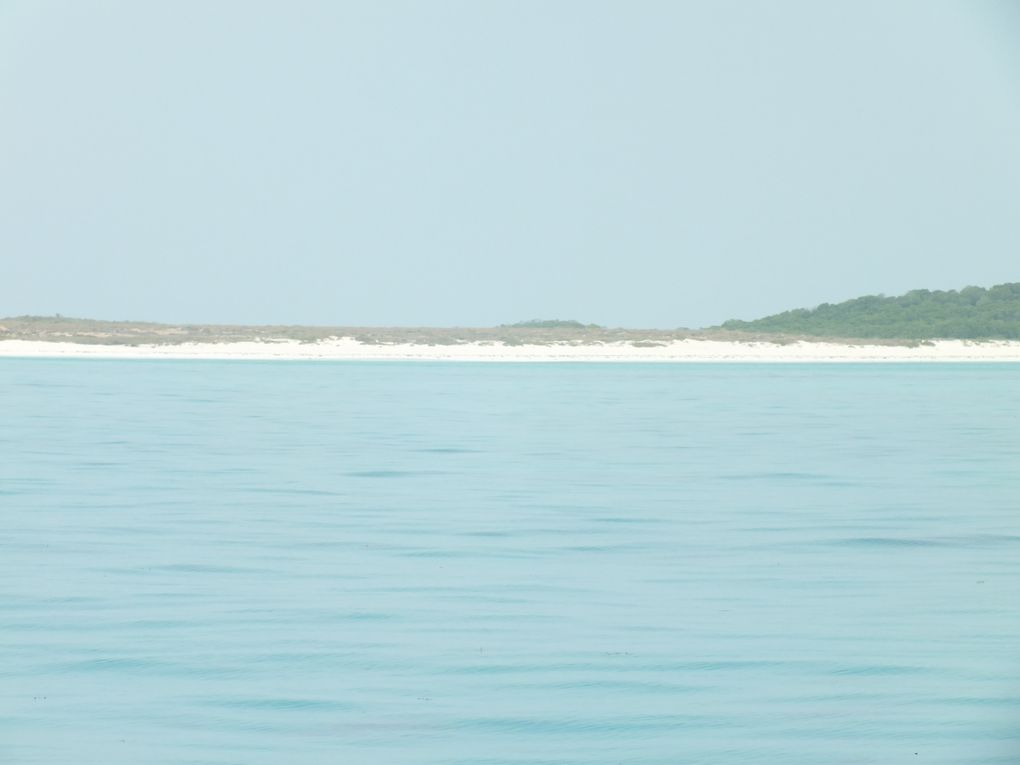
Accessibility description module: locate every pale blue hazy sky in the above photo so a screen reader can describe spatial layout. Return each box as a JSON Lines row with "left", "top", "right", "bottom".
{"left": 2, "top": 1, "right": 1019, "bottom": 328}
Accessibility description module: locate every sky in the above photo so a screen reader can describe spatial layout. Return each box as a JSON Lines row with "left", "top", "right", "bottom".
{"left": 2, "top": 0, "right": 1019, "bottom": 328}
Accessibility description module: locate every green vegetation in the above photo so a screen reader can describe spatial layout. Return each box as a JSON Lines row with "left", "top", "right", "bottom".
{"left": 4, "top": 283, "right": 1018, "bottom": 346}
{"left": 0, "top": 315, "right": 691, "bottom": 346}
{"left": 719, "top": 283, "right": 1020, "bottom": 340}
{"left": 503, "top": 319, "right": 604, "bottom": 329}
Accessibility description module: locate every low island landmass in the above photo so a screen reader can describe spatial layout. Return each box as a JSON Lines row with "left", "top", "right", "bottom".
{"left": 721, "top": 282, "right": 1020, "bottom": 339}
{"left": 2, "top": 283, "right": 1019, "bottom": 362}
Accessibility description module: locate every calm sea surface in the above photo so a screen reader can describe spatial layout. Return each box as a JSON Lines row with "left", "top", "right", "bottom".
{"left": 2, "top": 359, "right": 1019, "bottom": 764}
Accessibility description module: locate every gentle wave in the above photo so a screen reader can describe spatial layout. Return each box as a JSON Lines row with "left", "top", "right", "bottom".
{"left": 3, "top": 359, "right": 1019, "bottom": 764}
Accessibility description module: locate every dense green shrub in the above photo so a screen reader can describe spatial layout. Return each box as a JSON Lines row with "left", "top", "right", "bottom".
{"left": 719, "top": 283, "right": 1020, "bottom": 339}
{"left": 504, "top": 319, "right": 603, "bottom": 329}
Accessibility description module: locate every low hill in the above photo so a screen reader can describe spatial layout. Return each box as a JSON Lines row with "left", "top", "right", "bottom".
{"left": 503, "top": 319, "right": 603, "bottom": 330}
{"left": 719, "top": 283, "right": 1020, "bottom": 340}
{"left": 0, "top": 315, "right": 688, "bottom": 346}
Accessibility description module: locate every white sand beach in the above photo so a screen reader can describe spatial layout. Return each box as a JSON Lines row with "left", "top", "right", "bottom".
{"left": 2, "top": 338, "right": 1020, "bottom": 362}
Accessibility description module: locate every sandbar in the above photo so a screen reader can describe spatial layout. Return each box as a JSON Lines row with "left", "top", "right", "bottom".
{"left": 2, "top": 338, "right": 1020, "bottom": 362}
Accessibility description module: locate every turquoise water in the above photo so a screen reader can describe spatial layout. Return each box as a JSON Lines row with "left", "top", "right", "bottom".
{"left": 2, "top": 359, "right": 1019, "bottom": 764}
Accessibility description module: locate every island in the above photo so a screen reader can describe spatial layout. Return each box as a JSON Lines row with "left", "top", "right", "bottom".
{"left": 2, "top": 283, "right": 1019, "bottom": 362}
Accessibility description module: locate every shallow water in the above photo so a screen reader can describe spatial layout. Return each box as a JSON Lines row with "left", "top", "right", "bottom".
{"left": 2, "top": 360, "right": 1019, "bottom": 764}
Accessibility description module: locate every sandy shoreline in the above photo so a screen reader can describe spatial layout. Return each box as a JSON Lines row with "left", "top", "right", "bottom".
{"left": 2, "top": 338, "right": 1020, "bottom": 362}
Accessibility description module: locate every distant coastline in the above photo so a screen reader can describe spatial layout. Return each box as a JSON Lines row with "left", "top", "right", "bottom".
{"left": 4, "top": 281, "right": 1019, "bottom": 361}
{"left": 721, "top": 282, "right": 1020, "bottom": 339}
{"left": 2, "top": 337, "right": 1020, "bottom": 362}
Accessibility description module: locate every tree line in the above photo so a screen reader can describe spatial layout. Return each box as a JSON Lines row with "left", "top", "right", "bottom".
{"left": 719, "top": 283, "right": 1020, "bottom": 339}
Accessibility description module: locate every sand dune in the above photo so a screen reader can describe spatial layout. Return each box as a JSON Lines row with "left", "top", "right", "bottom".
{"left": 2, "top": 338, "right": 1020, "bottom": 362}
